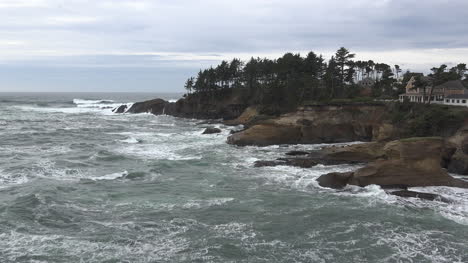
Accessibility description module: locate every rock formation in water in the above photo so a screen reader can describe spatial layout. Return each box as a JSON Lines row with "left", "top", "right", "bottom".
{"left": 115, "top": 96, "right": 468, "bottom": 178}
{"left": 227, "top": 104, "right": 395, "bottom": 146}
{"left": 202, "top": 127, "right": 222, "bottom": 134}
{"left": 317, "top": 137, "right": 468, "bottom": 189}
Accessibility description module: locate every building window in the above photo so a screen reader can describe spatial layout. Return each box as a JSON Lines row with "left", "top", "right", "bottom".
{"left": 453, "top": 100, "right": 455, "bottom": 103}
{"left": 446, "top": 99, "right": 449, "bottom": 103}
{"left": 457, "top": 100, "right": 460, "bottom": 103}
{"left": 463, "top": 100, "right": 467, "bottom": 103}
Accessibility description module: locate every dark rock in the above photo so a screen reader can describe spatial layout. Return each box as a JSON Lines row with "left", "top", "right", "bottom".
{"left": 126, "top": 99, "right": 170, "bottom": 114}
{"left": 113, "top": 105, "right": 128, "bottom": 113}
{"left": 448, "top": 153, "right": 468, "bottom": 175}
{"left": 285, "top": 151, "right": 310, "bottom": 156}
{"left": 317, "top": 172, "right": 354, "bottom": 189}
{"left": 254, "top": 160, "right": 283, "bottom": 168}
{"left": 390, "top": 190, "right": 448, "bottom": 202}
{"left": 254, "top": 158, "right": 318, "bottom": 168}
{"left": 202, "top": 127, "right": 222, "bottom": 134}
{"left": 461, "top": 138, "right": 468, "bottom": 154}
{"left": 278, "top": 158, "right": 318, "bottom": 168}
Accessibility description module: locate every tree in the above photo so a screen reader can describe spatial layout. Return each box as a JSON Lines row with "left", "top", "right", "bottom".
{"left": 394, "top": 65, "right": 401, "bottom": 80}
{"left": 334, "top": 47, "right": 355, "bottom": 85}
{"left": 184, "top": 77, "right": 194, "bottom": 94}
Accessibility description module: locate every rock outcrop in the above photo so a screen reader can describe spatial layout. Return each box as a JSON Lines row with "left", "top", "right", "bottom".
{"left": 254, "top": 158, "right": 318, "bottom": 168}
{"left": 228, "top": 124, "right": 302, "bottom": 146}
{"left": 202, "top": 127, "right": 222, "bottom": 134}
{"left": 228, "top": 105, "right": 390, "bottom": 146}
{"left": 254, "top": 141, "right": 385, "bottom": 168}
{"left": 113, "top": 105, "right": 128, "bottom": 113}
{"left": 126, "top": 99, "right": 170, "bottom": 114}
{"left": 447, "top": 125, "right": 468, "bottom": 175}
{"left": 318, "top": 137, "right": 468, "bottom": 189}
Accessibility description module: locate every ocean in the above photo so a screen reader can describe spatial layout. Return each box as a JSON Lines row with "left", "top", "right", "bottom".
{"left": 0, "top": 92, "right": 467, "bottom": 262}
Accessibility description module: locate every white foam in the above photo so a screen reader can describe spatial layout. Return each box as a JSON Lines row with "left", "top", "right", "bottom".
{"left": 73, "top": 99, "right": 114, "bottom": 105}
{"left": 182, "top": 198, "right": 234, "bottom": 209}
{"left": 93, "top": 171, "right": 128, "bottom": 181}
{"left": 404, "top": 186, "right": 468, "bottom": 225}
{"left": 120, "top": 137, "right": 140, "bottom": 144}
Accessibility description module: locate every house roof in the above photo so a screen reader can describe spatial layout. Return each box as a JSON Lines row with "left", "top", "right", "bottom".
{"left": 435, "top": 80, "right": 465, "bottom": 90}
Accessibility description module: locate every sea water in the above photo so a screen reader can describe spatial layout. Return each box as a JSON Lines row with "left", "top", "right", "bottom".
{"left": 0, "top": 92, "right": 467, "bottom": 262}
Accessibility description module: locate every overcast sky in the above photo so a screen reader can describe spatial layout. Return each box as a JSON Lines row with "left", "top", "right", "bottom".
{"left": 0, "top": 0, "right": 467, "bottom": 92}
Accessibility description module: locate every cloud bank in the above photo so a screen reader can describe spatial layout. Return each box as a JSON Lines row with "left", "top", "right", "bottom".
{"left": 0, "top": 0, "right": 467, "bottom": 91}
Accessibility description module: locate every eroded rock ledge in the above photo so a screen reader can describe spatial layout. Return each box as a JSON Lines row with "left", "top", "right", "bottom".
{"left": 316, "top": 137, "right": 468, "bottom": 189}
{"left": 227, "top": 105, "right": 398, "bottom": 146}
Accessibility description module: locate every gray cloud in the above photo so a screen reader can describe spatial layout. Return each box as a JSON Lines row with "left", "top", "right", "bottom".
{"left": 0, "top": 0, "right": 467, "bottom": 91}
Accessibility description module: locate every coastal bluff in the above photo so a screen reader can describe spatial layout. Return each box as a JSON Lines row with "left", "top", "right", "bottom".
{"left": 114, "top": 97, "right": 468, "bottom": 181}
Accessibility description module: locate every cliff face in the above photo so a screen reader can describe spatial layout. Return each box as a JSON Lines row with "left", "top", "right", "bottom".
{"left": 227, "top": 104, "right": 395, "bottom": 146}
{"left": 318, "top": 137, "right": 468, "bottom": 189}
{"left": 124, "top": 94, "right": 248, "bottom": 120}
{"left": 117, "top": 97, "right": 468, "bottom": 175}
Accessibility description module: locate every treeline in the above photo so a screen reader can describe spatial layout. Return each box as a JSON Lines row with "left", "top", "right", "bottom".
{"left": 183, "top": 47, "right": 466, "bottom": 114}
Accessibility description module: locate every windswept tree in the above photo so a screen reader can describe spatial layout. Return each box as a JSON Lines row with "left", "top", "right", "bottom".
{"left": 394, "top": 65, "right": 402, "bottom": 80}
{"left": 184, "top": 77, "right": 194, "bottom": 94}
{"left": 334, "top": 47, "right": 355, "bottom": 86}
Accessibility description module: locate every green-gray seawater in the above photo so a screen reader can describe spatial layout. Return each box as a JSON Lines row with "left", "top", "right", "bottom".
{"left": 0, "top": 93, "right": 467, "bottom": 262}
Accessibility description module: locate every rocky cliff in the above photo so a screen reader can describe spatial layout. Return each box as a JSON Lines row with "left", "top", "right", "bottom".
{"left": 115, "top": 97, "right": 468, "bottom": 176}
{"left": 227, "top": 104, "right": 397, "bottom": 146}
{"left": 317, "top": 137, "right": 468, "bottom": 189}
{"left": 121, "top": 94, "right": 248, "bottom": 120}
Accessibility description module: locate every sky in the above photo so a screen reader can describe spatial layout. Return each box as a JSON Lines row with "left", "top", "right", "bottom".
{"left": 0, "top": 0, "right": 467, "bottom": 92}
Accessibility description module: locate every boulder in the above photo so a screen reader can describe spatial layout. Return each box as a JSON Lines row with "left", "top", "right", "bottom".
{"left": 317, "top": 172, "right": 354, "bottom": 189}
{"left": 227, "top": 124, "right": 302, "bottom": 146}
{"left": 202, "top": 127, "right": 222, "bottom": 134}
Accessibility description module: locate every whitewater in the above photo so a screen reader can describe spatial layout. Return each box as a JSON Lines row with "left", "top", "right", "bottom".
{"left": 0, "top": 92, "right": 467, "bottom": 262}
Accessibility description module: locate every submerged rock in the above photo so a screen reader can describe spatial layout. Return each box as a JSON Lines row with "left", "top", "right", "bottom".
{"left": 202, "top": 127, "right": 222, "bottom": 134}
{"left": 285, "top": 151, "right": 310, "bottom": 156}
{"left": 254, "top": 158, "right": 318, "bottom": 168}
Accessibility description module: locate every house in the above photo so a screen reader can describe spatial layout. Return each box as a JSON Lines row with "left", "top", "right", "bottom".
{"left": 399, "top": 76, "right": 468, "bottom": 106}
{"left": 358, "top": 77, "right": 375, "bottom": 96}
{"left": 358, "top": 77, "right": 375, "bottom": 88}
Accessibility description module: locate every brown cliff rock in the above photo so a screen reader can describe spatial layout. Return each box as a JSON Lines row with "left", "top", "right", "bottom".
{"left": 318, "top": 137, "right": 468, "bottom": 189}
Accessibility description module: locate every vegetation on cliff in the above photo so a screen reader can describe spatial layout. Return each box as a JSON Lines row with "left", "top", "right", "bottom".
{"left": 183, "top": 47, "right": 467, "bottom": 115}
{"left": 387, "top": 101, "right": 468, "bottom": 137}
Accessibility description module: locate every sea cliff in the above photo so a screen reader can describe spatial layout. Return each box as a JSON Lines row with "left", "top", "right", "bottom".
{"left": 114, "top": 96, "right": 468, "bottom": 195}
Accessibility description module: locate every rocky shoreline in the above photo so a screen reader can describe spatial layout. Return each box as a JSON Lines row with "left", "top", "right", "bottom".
{"left": 113, "top": 97, "right": 468, "bottom": 200}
